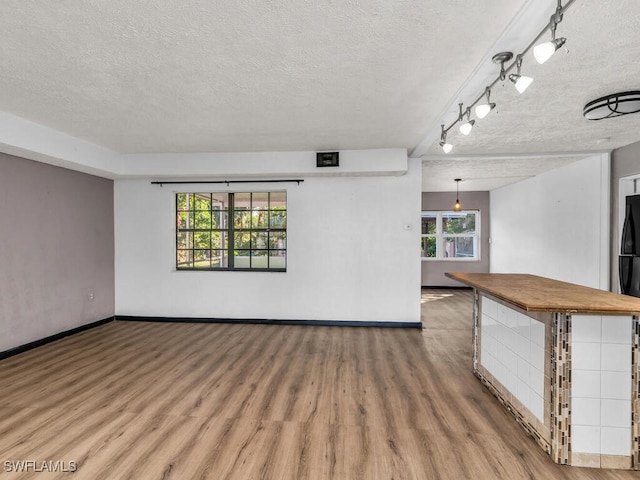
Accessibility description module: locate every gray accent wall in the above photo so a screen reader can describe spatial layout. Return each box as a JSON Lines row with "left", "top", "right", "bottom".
{"left": 611, "top": 141, "right": 640, "bottom": 293}
{"left": 421, "top": 191, "right": 490, "bottom": 287}
{"left": 0, "top": 153, "right": 114, "bottom": 352}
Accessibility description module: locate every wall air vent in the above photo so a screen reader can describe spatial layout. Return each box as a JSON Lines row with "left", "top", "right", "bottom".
{"left": 316, "top": 152, "right": 339, "bottom": 168}
{"left": 583, "top": 91, "right": 640, "bottom": 120}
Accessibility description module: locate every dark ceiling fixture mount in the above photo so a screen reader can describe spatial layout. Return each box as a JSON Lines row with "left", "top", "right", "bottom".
{"left": 492, "top": 51, "right": 514, "bottom": 81}
{"left": 583, "top": 91, "right": 640, "bottom": 121}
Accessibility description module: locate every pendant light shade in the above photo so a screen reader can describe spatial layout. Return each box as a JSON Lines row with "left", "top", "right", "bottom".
{"left": 453, "top": 179, "right": 462, "bottom": 212}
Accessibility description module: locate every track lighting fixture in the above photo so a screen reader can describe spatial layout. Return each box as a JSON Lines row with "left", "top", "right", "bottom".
{"left": 453, "top": 179, "right": 462, "bottom": 212}
{"left": 439, "top": 124, "right": 453, "bottom": 153}
{"left": 432, "top": 0, "right": 574, "bottom": 154}
{"left": 458, "top": 104, "right": 475, "bottom": 135}
{"left": 534, "top": 0, "right": 567, "bottom": 64}
{"left": 509, "top": 54, "right": 533, "bottom": 94}
{"left": 475, "top": 87, "right": 496, "bottom": 119}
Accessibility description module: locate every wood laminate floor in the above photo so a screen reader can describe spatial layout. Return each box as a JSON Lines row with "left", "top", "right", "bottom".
{"left": 0, "top": 289, "right": 637, "bottom": 479}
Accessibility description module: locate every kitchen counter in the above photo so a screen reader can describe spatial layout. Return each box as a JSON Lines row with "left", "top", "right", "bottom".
{"left": 446, "top": 272, "right": 640, "bottom": 470}
{"left": 445, "top": 272, "right": 640, "bottom": 315}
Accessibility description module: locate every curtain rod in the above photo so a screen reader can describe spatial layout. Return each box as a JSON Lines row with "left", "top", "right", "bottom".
{"left": 151, "top": 179, "right": 304, "bottom": 186}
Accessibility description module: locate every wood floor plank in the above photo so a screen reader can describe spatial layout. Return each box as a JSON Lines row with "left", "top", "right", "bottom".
{"left": 1, "top": 289, "right": 639, "bottom": 479}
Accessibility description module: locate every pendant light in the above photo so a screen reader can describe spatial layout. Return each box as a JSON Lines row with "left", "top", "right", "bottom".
{"left": 453, "top": 179, "right": 462, "bottom": 212}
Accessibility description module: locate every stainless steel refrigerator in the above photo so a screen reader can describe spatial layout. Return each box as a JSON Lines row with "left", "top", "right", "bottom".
{"left": 620, "top": 193, "right": 640, "bottom": 297}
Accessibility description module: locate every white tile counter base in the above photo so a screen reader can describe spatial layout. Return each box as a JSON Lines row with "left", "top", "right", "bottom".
{"left": 571, "top": 314, "right": 632, "bottom": 458}
{"left": 477, "top": 294, "right": 635, "bottom": 468}
{"left": 480, "top": 297, "right": 546, "bottom": 423}
{"left": 447, "top": 273, "right": 640, "bottom": 469}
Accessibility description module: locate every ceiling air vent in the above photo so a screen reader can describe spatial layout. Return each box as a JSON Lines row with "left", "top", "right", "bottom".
{"left": 316, "top": 152, "right": 339, "bottom": 168}
{"left": 583, "top": 91, "right": 640, "bottom": 120}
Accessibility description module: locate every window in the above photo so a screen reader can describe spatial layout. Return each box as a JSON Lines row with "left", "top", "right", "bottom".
{"left": 421, "top": 211, "right": 479, "bottom": 260}
{"left": 176, "top": 191, "right": 286, "bottom": 271}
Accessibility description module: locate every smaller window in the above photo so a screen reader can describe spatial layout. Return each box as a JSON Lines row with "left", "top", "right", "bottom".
{"left": 421, "top": 211, "right": 480, "bottom": 261}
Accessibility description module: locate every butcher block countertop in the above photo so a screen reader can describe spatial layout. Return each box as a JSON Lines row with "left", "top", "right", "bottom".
{"left": 445, "top": 273, "right": 640, "bottom": 316}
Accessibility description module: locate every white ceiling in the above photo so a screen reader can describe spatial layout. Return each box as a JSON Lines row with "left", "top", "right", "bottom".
{"left": 0, "top": 0, "right": 639, "bottom": 191}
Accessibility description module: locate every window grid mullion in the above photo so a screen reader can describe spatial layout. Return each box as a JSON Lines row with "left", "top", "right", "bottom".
{"left": 228, "top": 193, "right": 235, "bottom": 270}
{"left": 421, "top": 210, "right": 478, "bottom": 261}
{"left": 176, "top": 191, "right": 286, "bottom": 271}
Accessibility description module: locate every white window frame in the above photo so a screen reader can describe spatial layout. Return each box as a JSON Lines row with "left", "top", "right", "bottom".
{"left": 421, "top": 210, "right": 480, "bottom": 261}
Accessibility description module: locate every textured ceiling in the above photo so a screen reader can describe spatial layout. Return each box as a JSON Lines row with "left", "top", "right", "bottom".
{"left": 0, "top": 0, "right": 639, "bottom": 191}
{"left": 421, "top": 0, "right": 640, "bottom": 157}
{"left": 421, "top": 156, "right": 583, "bottom": 192}
{"left": 0, "top": 0, "right": 525, "bottom": 154}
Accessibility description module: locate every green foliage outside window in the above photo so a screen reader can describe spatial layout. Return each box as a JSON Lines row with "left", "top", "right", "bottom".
{"left": 176, "top": 192, "right": 286, "bottom": 270}
{"left": 421, "top": 211, "right": 478, "bottom": 260}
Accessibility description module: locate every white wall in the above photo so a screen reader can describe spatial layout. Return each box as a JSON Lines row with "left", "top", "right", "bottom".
{"left": 490, "top": 154, "right": 610, "bottom": 289}
{"left": 115, "top": 154, "right": 421, "bottom": 324}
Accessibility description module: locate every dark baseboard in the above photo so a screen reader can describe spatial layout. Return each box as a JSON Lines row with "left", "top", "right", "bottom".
{"left": 116, "top": 316, "right": 422, "bottom": 329}
{"left": 0, "top": 316, "right": 115, "bottom": 361}
{"left": 421, "top": 285, "right": 472, "bottom": 290}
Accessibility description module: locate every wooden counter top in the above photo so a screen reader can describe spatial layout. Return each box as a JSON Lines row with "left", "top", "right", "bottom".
{"left": 445, "top": 272, "right": 640, "bottom": 315}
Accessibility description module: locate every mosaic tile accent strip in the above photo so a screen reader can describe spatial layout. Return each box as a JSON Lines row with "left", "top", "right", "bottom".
{"left": 550, "top": 313, "right": 571, "bottom": 465}
{"left": 472, "top": 289, "right": 480, "bottom": 372}
{"left": 633, "top": 315, "right": 639, "bottom": 470}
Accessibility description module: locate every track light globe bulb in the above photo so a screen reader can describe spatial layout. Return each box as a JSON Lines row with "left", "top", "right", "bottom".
{"left": 440, "top": 141, "right": 453, "bottom": 154}
{"left": 459, "top": 120, "right": 475, "bottom": 135}
{"left": 475, "top": 103, "right": 495, "bottom": 119}
{"left": 533, "top": 37, "right": 566, "bottom": 64}
{"left": 533, "top": 42, "right": 556, "bottom": 64}
{"left": 509, "top": 74, "right": 533, "bottom": 94}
